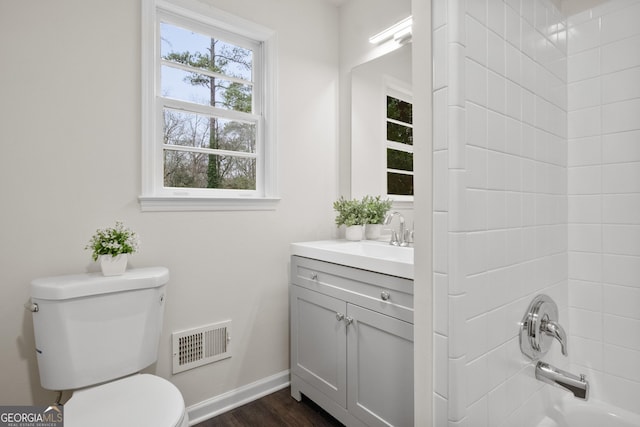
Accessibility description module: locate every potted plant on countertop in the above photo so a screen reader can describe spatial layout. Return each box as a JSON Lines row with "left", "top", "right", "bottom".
{"left": 333, "top": 197, "right": 366, "bottom": 241}
{"left": 361, "top": 195, "right": 393, "bottom": 240}
{"left": 86, "top": 221, "right": 140, "bottom": 276}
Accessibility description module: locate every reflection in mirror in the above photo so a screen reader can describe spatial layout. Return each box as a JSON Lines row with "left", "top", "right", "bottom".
{"left": 351, "top": 43, "right": 412, "bottom": 207}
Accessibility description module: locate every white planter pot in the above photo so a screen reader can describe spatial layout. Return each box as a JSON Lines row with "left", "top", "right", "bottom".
{"left": 345, "top": 225, "right": 364, "bottom": 241}
{"left": 365, "top": 224, "right": 383, "bottom": 240}
{"left": 99, "top": 254, "right": 128, "bottom": 276}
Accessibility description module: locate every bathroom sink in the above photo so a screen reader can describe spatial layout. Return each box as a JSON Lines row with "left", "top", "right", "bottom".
{"left": 290, "top": 239, "right": 414, "bottom": 279}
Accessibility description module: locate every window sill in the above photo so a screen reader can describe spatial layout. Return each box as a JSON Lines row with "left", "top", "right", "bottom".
{"left": 138, "top": 195, "right": 281, "bottom": 212}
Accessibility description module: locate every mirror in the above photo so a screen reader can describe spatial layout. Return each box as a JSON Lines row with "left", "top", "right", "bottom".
{"left": 350, "top": 43, "right": 412, "bottom": 202}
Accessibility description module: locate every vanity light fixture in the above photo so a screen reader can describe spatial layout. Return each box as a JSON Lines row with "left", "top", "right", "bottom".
{"left": 369, "top": 16, "right": 413, "bottom": 45}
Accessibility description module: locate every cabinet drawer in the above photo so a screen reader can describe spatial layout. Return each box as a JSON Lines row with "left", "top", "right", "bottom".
{"left": 291, "top": 256, "right": 413, "bottom": 323}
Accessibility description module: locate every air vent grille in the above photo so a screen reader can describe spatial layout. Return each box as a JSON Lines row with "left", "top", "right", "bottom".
{"left": 172, "top": 320, "right": 231, "bottom": 374}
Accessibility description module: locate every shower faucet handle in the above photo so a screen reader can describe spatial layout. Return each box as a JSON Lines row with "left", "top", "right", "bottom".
{"left": 541, "top": 319, "right": 567, "bottom": 356}
{"left": 520, "top": 294, "right": 567, "bottom": 360}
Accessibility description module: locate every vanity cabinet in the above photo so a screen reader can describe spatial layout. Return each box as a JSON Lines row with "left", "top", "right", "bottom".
{"left": 290, "top": 255, "right": 413, "bottom": 427}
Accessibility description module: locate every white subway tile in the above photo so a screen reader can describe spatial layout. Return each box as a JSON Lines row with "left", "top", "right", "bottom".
{"left": 467, "top": 101, "right": 488, "bottom": 148}
{"left": 604, "top": 314, "right": 640, "bottom": 350}
{"left": 433, "top": 0, "right": 447, "bottom": 30}
{"left": 603, "top": 130, "right": 640, "bottom": 164}
{"left": 568, "top": 48, "right": 600, "bottom": 83}
{"left": 466, "top": 59, "right": 488, "bottom": 106}
{"left": 568, "top": 224, "right": 602, "bottom": 252}
{"left": 434, "top": 88, "right": 448, "bottom": 150}
{"left": 450, "top": 295, "right": 467, "bottom": 358}
{"left": 567, "top": 136, "right": 601, "bottom": 167}
{"left": 466, "top": 313, "right": 488, "bottom": 361}
{"left": 487, "top": 111, "right": 507, "bottom": 154}
{"left": 600, "top": 2, "right": 640, "bottom": 45}
{"left": 505, "top": 153, "right": 522, "bottom": 192}
{"left": 568, "top": 18, "right": 601, "bottom": 55}
{"left": 487, "top": 380, "right": 510, "bottom": 427}
{"left": 569, "top": 251, "right": 602, "bottom": 282}
{"left": 449, "top": 356, "right": 467, "bottom": 421}
{"left": 434, "top": 150, "right": 449, "bottom": 212}
{"left": 466, "top": 0, "right": 487, "bottom": 25}
{"left": 449, "top": 169, "right": 467, "bottom": 232}
{"left": 466, "top": 15, "right": 488, "bottom": 66}
{"left": 449, "top": 43, "right": 467, "bottom": 107}
{"left": 505, "top": 42, "right": 521, "bottom": 84}
{"left": 569, "top": 279, "right": 603, "bottom": 311}
{"left": 603, "top": 224, "right": 640, "bottom": 257}
{"left": 434, "top": 393, "right": 448, "bottom": 427}
{"left": 434, "top": 26, "right": 448, "bottom": 90}
{"left": 434, "top": 212, "right": 449, "bottom": 273}
{"left": 602, "top": 162, "right": 640, "bottom": 194}
{"left": 466, "top": 396, "right": 488, "bottom": 427}
{"left": 604, "top": 343, "right": 640, "bottom": 382}
{"left": 466, "top": 272, "right": 489, "bottom": 317}
{"left": 568, "top": 195, "right": 602, "bottom": 223}
{"left": 601, "top": 365, "right": 640, "bottom": 414}
{"left": 466, "top": 231, "right": 488, "bottom": 275}
{"left": 435, "top": 333, "right": 449, "bottom": 396}
{"left": 488, "top": 30, "right": 506, "bottom": 76}
{"left": 487, "top": 0, "right": 505, "bottom": 37}
{"left": 602, "top": 66, "right": 640, "bottom": 104}
{"left": 505, "top": 81, "right": 522, "bottom": 122}
{"left": 488, "top": 71, "right": 506, "bottom": 114}
{"left": 466, "top": 355, "right": 489, "bottom": 406}
{"left": 604, "top": 284, "right": 640, "bottom": 320}
{"left": 603, "top": 194, "right": 640, "bottom": 224}
{"left": 506, "top": 227, "right": 523, "bottom": 264}
{"left": 435, "top": 273, "right": 449, "bottom": 335}
{"left": 486, "top": 230, "right": 508, "bottom": 271}
{"left": 568, "top": 165, "right": 602, "bottom": 195}
{"left": 466, "top": 189, "right": 488, "bottom": 231}
{"left": 568, "top": 77, "right": 601, "bottom": 110}
{"left": 449, "top": 106, "right": 467, "bottom": 169}
{"left": 568, "top": 106, "right": 601, "bottom": 139}
{"left": 602, "top": 34, "right": 640, "bottom": 74}
{"left": 571, "top": 335, "right": 604, "bottom": 370}
{"left": 487, "top": 191, "right": 507, "bottom": 230}
{"left": 448, "top": 0, "right": 465, "bottom": 45}
{"left": 505, "top": 6, "right": 520, "bottom": 48}
{"left": 603, "top": 98, "right": 640, "bottom": 134}
{"left": 603, "top": 254, "right": 640, "bottom": 288}
{"left": 466, "top": 145, "right": 488, "bottom": 189}
{"left": 569, "top": 307, "right": 603, "bottom": 341}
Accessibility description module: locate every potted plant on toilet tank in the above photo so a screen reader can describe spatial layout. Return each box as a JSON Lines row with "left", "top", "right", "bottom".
{"left": 86, "top": 221, "right": 140, "bottom": 276}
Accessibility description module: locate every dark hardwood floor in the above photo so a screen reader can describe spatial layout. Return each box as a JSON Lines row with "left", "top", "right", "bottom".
{"left": 193, "top": 387, "right": 344, "bottom": 427}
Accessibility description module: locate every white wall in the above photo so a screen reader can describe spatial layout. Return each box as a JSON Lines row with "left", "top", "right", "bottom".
{"left": 0, "top": 0, "right": 339, "bottom": 408}
{"left": 567, "top": 0, "right": 640, "bottom": 414}
{"left": 432, "top": 0, "right": 569, "bottom": 425}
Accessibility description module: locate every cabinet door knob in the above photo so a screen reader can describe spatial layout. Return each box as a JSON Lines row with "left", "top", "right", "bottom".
{"left": 310, "top": 272, "right": 318, "bottom": 280}
{"left": 344, "top": 316, "right": 354, "bottom": 325}
{"left": 335, "top": 312, "right": 344, "bottom": 321}
{"left": 380, "top": 291, "right": 391, "bottom": 301}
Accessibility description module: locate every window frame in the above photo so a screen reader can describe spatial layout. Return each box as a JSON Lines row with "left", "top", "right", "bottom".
{"left": 385, "top": 83, "right": 414, "bottom": 203}
{"left": 140, "top": 0, "right": 278, "bottom": 211}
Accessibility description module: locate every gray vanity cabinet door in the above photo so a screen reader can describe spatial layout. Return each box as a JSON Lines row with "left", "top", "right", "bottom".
{"left": 290, "top": 285, "right": 347, "bottom": 408}
{"left": 347, "top": 303, "right": 414, "bottom": 427}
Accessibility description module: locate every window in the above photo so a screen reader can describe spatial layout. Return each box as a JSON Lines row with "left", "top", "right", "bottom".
{"left": 140, "top": 0, "right": 277, "bottom": 211}
{"left": 386, "top": 89, "right": 413, "bottom": 198}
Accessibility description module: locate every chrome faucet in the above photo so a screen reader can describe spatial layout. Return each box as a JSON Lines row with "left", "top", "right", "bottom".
{"left": 536, "top": 362, "right": 589, "bottom": 400}
{"left": 541, "top": 318, "right": 567, "bottom": 356}
{"left": 383, "top": 211, "right": 409, "bottom": 246}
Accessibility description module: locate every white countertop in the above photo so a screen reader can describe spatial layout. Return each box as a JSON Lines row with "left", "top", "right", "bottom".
{"left": 290, "top": 239, "right": 414, "bottom": 279}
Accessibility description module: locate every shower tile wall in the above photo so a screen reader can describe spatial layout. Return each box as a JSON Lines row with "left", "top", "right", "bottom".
{"left": 567, "top": 0, "right": 640, "bottom": 414}
{"left": 433, "top": 0, "right": 568, "bottom": 425}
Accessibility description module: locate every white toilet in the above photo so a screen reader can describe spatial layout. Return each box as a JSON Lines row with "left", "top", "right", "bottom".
{"left": 29, "top": 267, "right": 189, "bottom": 427}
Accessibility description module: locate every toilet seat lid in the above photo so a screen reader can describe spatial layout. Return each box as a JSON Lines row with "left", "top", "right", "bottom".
{"left": 64, "top": 374, "right": 186, "bottom": 427}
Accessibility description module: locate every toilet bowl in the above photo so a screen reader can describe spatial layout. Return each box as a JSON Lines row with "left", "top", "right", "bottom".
{"left": 64, "top": 374, "right": 188, "bottom": 427}
{"left": 29, "top": 267, "right": 189, "bottom": 427}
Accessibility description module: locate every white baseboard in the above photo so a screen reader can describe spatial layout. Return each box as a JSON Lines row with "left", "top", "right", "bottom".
{"left": 186, "top": 370, "right": 290, "bottom": 425}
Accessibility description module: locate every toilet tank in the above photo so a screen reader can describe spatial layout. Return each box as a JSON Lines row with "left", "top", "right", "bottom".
{"left": 30, "top": 267, "right": 169, "bottom": 390}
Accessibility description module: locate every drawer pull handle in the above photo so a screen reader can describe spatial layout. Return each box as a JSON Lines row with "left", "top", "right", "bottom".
{"left": 310, "top": 272, "right": 318, "bottom": 280}
{"left": 344, "top": 316, "right": 354, "bottom": 325}
{"left": 336, "top": 312, "right": 344, "bottom": 321}
{"left": 380, "top": 291, "right": 391, "bottom": 301}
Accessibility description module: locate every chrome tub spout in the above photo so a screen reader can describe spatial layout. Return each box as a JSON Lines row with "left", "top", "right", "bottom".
{"left": 536, "top": 361, "right": 589, "bottom": 400}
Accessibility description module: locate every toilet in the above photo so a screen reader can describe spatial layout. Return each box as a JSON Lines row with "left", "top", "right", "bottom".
{"left": 29, "top": 267, "right": 189, "bottom": 427}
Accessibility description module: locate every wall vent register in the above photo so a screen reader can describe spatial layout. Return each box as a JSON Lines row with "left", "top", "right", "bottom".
{"left": 172, "top": 320, "right": 232, "bottom": 374}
